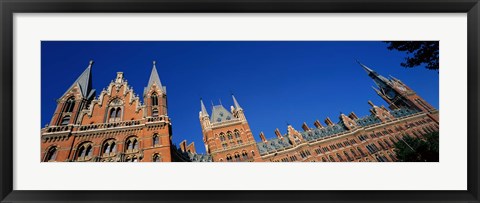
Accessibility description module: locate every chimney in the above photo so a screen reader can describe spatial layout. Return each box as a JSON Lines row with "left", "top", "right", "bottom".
{"left": 187, "top": 142, "right": 196, "bottom": 154}
{"left": 313, "top": 120, "right": 324, "bottom": 129}
{"left": 325, "top": 117, "right": 334, "bottom": 126}
{"left": 274, "top": 128, "right": 282, "bottom": 138}
{"left": 349, "top": 112, "right": 359, "bottom": 120}
{"left": 259, "top": 132, "right": 267, "bottom": 143}
{"left": 179, "top": 140, "right": 187, "bottom": 152}
{"left": 301, "top": 122, "right": 310, "bottom": 132}
{"left": 381, "top": 105, "right": 389, "bottom": 111}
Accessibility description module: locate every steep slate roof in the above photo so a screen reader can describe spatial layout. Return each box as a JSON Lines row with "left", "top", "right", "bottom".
{"left": 300, "top": 122, "right": 347, "bottom": 142}
{"left": 210, "top": 105, "right": 234, "bottom": 123}
{"left": 254, "top": 106, "right": 420, "bottom": 155}
{"left": 174, "top": 147, "right": 212, "bottom": 162}
{"left": 390, "top": 108, "right": 419, "bottom": 118}
{"left": 144, "top": 61, "right": 166, "bottom": 95}
{"left": 63, "top": 60, "right": 95, "bottom": 99}
{"left": 355, "top": 114, "right": 382, "bottom": 127}
{"left": 256, "top": 136, "right": 293, "bottom": 155}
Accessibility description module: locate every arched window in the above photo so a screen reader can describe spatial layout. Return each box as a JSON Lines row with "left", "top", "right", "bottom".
{"left": 86, "top": 145, "right": 93, "bottom": 157}
{"left": 110, "top": 108, "right": 116, "bottom": 120}
{"left": 153, "top": 154, "right": 161, "bottom": 162}
{"left": 350, "top": 149, "right": 357, "bottom": 157}
{"left": 151, "top": 93, "right": 158, "bottom": 106}
{"left": 383, "top": 139, "right": 392, "bottom": 148}
{"left": 76, "top": 142, "right": 93, "bottom": 161}
{"left": 357, "top": 147, "right": 366, "bottom": 157}
{"left": 111, "top": 142, "right": 116, "bottom": 153}
{"left": 242, "top": 151, "right": 248, "bottom": 159}
{"left": 103, "top": 143, "right": 110, "bottom": 154}
{"left": 126, "top": 140, "right": 133, "bottom": 150}
{"left": 64, "top": 97, "right": 75, "bottom": 113}
{"left": 115, "top": 108, "right": 122, "bottom": 119}
{"left": 219, "top": 133, "right": 226, "bottom": 141}
{"left": 235, "top": 153, "right": 241, "bottom": 161}
{"left": 387, "top": 151, "right": 396, "bottom": 161}
{"left": 45, "top": 147, "right": 57, "bottom": 162}
{"left": 133, "top": 139, "right": 139, "bottom": 149}
{"left": 336, "top": 153, "right": 344, "bottom": 162}
{"left": 234, "top": 130, "right": 240, "bottom": 138}
{"left": 153, "top": 134, "right": 160, "bottom": 146}
{"left": 329, "top": 155, "right": 336, "bottom": 162}
{"left": 344, "top": 151, "right": 352, "bottom": 161}
{"left": 321, "top": 157, "right": 327, "bottom": 162}
{"left": 60, "top": 115, "right": 70, "bottom": 126}
{"left": 227, "top": 131, "right": 233, "bottom": 140}
{"left": 152, "top": 108, "right": 159, "bottom": 117}
{"left": 77, "top": 146, "right": 85, "bottom": 158}
{"left": 102, "top": 139, "right": 116, "bottom": 156}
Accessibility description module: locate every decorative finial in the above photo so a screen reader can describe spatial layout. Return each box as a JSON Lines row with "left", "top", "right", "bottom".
{"left": 89, "top": 60, "right": 94, "bottom": 65}
{"left": 153, "top": 60, "right": 156, "bottom": 65}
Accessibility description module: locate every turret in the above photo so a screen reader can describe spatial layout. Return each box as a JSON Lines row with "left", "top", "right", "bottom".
{"left": 144, "top": 61, "right": 167, "bottom": 117}
{"left": 50, "top": 60, "right": 95, "bottom": 126}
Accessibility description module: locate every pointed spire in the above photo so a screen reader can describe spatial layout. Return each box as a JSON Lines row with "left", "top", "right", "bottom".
{"left": 200, "top": 98, "right": 209, "bottom": 117}
{"left": 232, "top": 94, "right": 242, "bottom": 110}
{"left": 64, "top": 60, "right": 94, "bottom": 98}
{"left": 144, "top": 60, "right": 164, "bottom": 95}
{"left": 356, "top": 59, "right": 376, "bottom": 75}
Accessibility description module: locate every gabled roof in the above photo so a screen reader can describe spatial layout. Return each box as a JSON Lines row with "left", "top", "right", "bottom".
{"left": 210, "top": 105, "right": 234, "bottom": 123}
{"left": 62, "top": 60, "right": 94, "bottom": 99}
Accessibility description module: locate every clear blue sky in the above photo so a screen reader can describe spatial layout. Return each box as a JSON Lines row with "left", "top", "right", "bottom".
{"left": 41, "top": 41, "right": 439, "bottom": 154}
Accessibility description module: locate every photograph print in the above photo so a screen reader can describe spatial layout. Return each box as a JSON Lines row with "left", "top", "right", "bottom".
{"left": 40, "top": 41, "right": 439, "bottom": 163}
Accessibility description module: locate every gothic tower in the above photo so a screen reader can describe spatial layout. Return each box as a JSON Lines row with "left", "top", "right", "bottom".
{"left": 49, "top": 60, "right": 96, "bottom": 127}
{"left": 199, "top": 95, "right": 261, "bottom": 162}
{"left": 144, "top": 61, "right": 168, "bottom": 117}
{"left": 358, "top": 61, "right": 439, "bottom": 122}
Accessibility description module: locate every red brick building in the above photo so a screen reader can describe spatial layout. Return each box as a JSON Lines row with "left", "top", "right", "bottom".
{"left": 41, "top": 60, "right": 439, "bottom": 162}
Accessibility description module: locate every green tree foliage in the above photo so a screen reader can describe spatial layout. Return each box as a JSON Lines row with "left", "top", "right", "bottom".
{"left": 394, "top": 132, "right": 439, "bottom": 162}
{"left": 384, "top": 41, "right": 439, "bottom": 70}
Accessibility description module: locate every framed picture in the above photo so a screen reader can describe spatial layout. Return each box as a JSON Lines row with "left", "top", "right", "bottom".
{"left": 1, "top": 0, "right": 479, "bottom": 202}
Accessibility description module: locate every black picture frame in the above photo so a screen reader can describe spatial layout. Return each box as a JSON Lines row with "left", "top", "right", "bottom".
{"left": 1, "top": 0, "right": 479, "bottom": 202}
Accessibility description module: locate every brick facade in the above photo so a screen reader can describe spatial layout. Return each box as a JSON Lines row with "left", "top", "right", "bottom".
{"left": 41, "top": 60, "right": 439, "bottom": 162}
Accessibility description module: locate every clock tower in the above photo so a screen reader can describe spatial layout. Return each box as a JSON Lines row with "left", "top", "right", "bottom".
{"left": 358, "top": 61, "right": 438, "bottom": 122}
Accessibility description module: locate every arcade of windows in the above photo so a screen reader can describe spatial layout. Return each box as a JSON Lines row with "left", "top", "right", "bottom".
{"left": 218, "top": 129, "right": 242, "bottom": 149}
{"left": 225, "top": 150, "right": 251, "bottom": 162}
{"left": 47, "top": 134, "right": 163, "bottom": 162}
